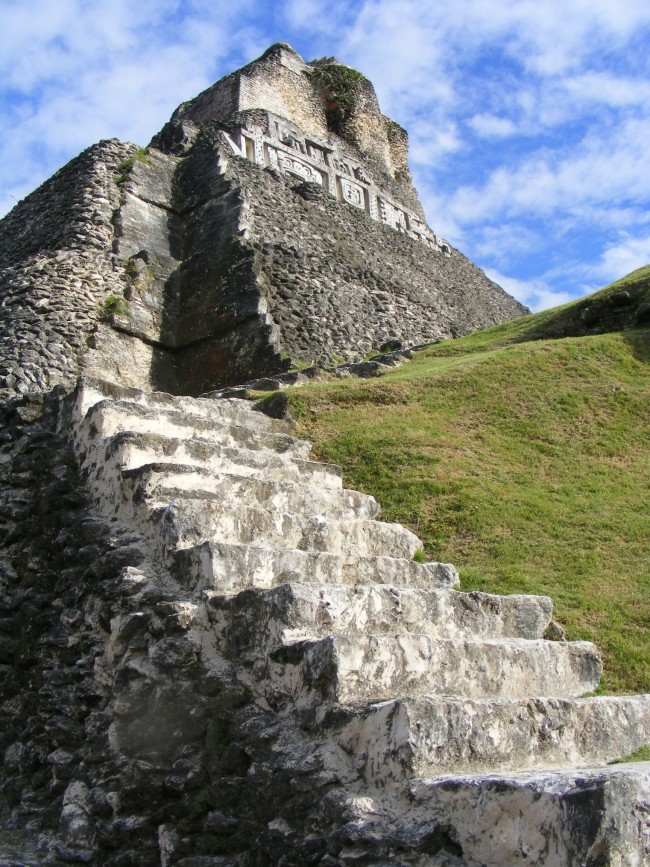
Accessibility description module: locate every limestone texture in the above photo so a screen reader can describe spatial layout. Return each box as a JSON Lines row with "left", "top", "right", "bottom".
{"left": 0, "top": 41, "right": 648, "bottom": 867}
{"left": 0, "top": 43, "right": 526, "bottom": 401}
{"left": 1, "top": 377, "right": 649, "bottom": 865}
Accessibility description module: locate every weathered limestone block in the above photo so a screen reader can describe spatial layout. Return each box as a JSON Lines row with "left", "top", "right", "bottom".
{"left": 79, "top": 398, "right": 302, "bottom": 454}
{"left": 70, "top": 377, "right": 275, "bottom": 430}
{"left": 178, "top": 540, "right": 458, "bottom": 593}
{"left": 120, "top": 463, "right": 380, "bottom": 521}
{"left": 98, "top": 429, "right": 343, "bottom": 489}
{"left": 336, "top": 694, "right": 650, "bottom": 782}
{"left": 265, "top": 634, "right": 601, "bottom": 706}
{"left": 152, "top": 497, "right": 422, "bottom": 559}
{"left": 408, "top": 763, "right": 650, "bottom": 867}
{"left": 210, "top": 582, "right": 553, "bottom": 650}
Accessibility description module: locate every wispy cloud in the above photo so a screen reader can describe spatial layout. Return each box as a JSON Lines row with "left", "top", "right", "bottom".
{"left": 591, "top": 232, "right": 650, "bottom": 284}
{"left": 441, "top": 115, "right": 650, "bottom": 225}
{"left": 0, "top": 0, "right": 266, "bottom": 215}
{"left": 469, "top": 114, "right": 518, "bottom": 139}
{"left": 485, "top": 268, "right": 573, "bottom": 313}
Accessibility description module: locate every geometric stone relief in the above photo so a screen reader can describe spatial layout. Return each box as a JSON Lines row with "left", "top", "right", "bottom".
{"left": 268, "top": 147, "right": 325, "bottom": 186}
{"left": 378, "top": 197, "right": 408, "bottom": 231}
{"left": 223, "top": 110, "right": 451, "bottom": 255}
{"left": 339, "top": 178, "right": 367, "bottom": 212}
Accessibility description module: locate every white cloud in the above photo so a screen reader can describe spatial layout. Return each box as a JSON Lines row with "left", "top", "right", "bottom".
{"left": 409, "top": 120, "right": 462, "bottom": 166}
{"left": 0, "top": 0, "right": 268, "bottom": 215}
{"left": 282, "top": 0, "right": 353, "bottom": 33}
{"left": 563, "top": 72, "right": 650, "bottom": 108}
{"left": 473, "top": 224, "right": 544, "bottom": 265}
{"left": 591, "top": 233, "right": 650, "bottom": 283}
{"left": 441, "top": 113, "right": 650, "bottom": 227}
{"left": 469, "top": 114, "right": 517, "bottom": 139}
{"left": 485, "top": 269, "right": 573, "bottom": 312}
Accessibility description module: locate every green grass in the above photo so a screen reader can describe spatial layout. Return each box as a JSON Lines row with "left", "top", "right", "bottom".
{"left": 611, "top": 745, "right": 650, "bottom": 764}
{"left": 281, "top": 270, "right": 650, "bottom": 695}
{"left": 100, "top": 293, "right": 129, "bottom": 318}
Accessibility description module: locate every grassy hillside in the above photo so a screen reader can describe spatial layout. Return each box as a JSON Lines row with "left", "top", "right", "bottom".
{"left": 277, "top": 267, "right": 650, "bottom": 695}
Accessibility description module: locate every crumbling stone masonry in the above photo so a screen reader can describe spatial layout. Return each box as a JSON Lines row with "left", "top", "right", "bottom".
{"left": 1, "top": 43, "right": 649, "bottom": 867}
{"left": 1, "top": 43, "right": 526, "bottom": 401}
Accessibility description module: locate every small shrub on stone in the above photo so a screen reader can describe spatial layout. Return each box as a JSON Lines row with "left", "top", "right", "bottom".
{"left": 101, "top": 294, "right": 129, "bottom": 319}
{"left": 115, "top": 147, "right": 152, "bottom": 186}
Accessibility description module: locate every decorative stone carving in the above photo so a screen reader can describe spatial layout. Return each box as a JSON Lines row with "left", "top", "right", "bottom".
{"left": 224, "top": 110, "right": 451, "bottom": 253}
{"left": 307, "top": 143, "right": 326, "bottom": 164}
{"left": 333, "top": 158, "right": 353, "bottom": 177}
{"left": 277, "top": 152, "right": 324, "bottom": 185}
{"left": 378, "top": 198, "right": 408, "bottom": 231}
{"left": 340, "top": 179, "right": 366, "bottom": 210}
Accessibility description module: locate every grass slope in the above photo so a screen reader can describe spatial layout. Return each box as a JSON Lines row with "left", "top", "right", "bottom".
{"left": 281, "top": 268, "right": 650, "bottom": 695}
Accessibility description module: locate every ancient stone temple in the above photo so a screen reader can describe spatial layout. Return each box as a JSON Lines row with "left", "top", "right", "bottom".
{"left": 1, "top": 43, "right": 649, "bottom": 867}
{"left": 0, "top": 42, "right": 525, "bottom": 400}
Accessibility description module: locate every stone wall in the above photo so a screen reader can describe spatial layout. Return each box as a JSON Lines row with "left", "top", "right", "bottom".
{"left": 0, "top": 42, "right": 527, "bottom": 401}
{"left": 221, "top": 145, "right": 522, "bottom": 367}
{"left": 0, "top": 140, "right": 135, "bottom": 398}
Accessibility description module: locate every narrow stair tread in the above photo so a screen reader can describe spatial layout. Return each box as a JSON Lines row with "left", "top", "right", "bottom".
{"left": 174, "top": 541, "right": 459, "bottom": 592}
{"left": 100, "top": 430, "right": 342, "bottom": 485}
{"left": 333, "top": 693, "right": 650, "bottom": 780}
{"left": 121, "top": 462, "right": 378, "bottom": 517}
{"left": 213, "top": 581, "right": 553, "bottom": 641}
{"left": 270, "top": 632, "right": 601, "bottom": 702}
{"left": 408, "top": 762, "right": 650, "bottom": 867}
{"left": 75, "top": 376, "right": 276, "bottom": 429}
{"left": 83, "top": 398, "right": 310, "bottom": 455}
{"left": 159, "top": 502, "right": 422, "bottom": 559}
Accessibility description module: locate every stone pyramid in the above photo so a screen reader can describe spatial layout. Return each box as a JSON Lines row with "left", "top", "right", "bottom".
{"left": 0, "top": 43, "right": 525, "bottom": 401}
{"left": 0, "top": 43, "right": 648, "bottom": 867}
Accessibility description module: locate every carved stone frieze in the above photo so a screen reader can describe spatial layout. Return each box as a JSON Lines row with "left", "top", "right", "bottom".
{"left": 222, "top": 111, "right": 451, "bottom": 254}
{"left": 378, "top": 197, "right": 408, "bottom": 231}
{"left": 274, "top": 150, "right": 324, "bottom": 185}
{"left": 340, "top": 178, "right": 366, "bottom": 211}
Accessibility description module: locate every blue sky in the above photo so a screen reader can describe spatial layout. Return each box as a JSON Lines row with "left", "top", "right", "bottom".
{"left": 2, "top": 0, "right": 650, "bottom": 311}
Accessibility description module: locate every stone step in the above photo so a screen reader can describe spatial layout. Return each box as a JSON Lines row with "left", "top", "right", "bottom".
{"left": 264, "top": 634, "right": 601, "bottom": 706}
{"left": 79, "top": 399, "right": 311, "bottom": 459}
{"left": 407, "top": 763, "right": 650, "bottom": 867}
{"left": 90, "top": 431, "right": 343, "bottom": 489}
{"left": 174, "top": 542, "right": 459, "bottom": 593}
{"left": 70, "top": 376, "right": 276, "bottom": 433}
{"left": 149, "top": 496, "right": 422, "bottom": 560}
{"left": 209, "top": 583, "right": 553, "bottom": 650}
{"left": 333, "top": 694, "right": 650, "bottom": 783}
{"left": 121, "top": 463, "right": 379, "bottom": 520}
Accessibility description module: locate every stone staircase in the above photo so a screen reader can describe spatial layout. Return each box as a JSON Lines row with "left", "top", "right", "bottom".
{"left": 69, "top": 378, "right": 650, "bottom": 866}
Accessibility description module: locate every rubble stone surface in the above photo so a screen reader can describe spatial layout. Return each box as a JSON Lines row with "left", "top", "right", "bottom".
{"left": 1, "top": 378, "right": 648, "bottom": 865}
{"left": 0, "top": 42, "right": 647, "bottom": 867}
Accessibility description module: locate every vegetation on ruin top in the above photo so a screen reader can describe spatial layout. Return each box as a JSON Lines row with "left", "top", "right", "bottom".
{"left": 280, "top": 267, "right": 650, "bottom": 695}
{"left": 115, "top": 147, "right": 152, "bottom": 187}
{"left": 309, "top": 62, "right": 367, "bottom": 133}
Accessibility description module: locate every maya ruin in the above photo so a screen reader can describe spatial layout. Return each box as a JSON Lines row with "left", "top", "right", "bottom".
{"left": 0, "top": 42, "right": 648, "bottom": 866}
